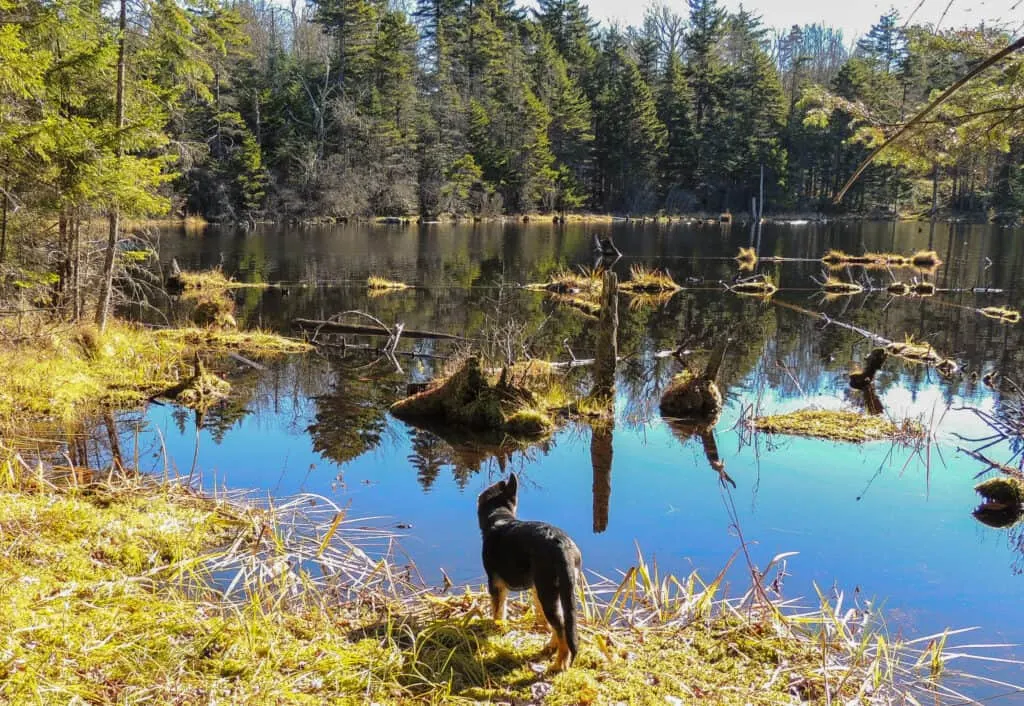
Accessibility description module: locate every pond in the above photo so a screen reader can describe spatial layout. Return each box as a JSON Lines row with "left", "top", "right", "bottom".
{"left": 142, "top": 219, "right": 1024, "bottom": 699}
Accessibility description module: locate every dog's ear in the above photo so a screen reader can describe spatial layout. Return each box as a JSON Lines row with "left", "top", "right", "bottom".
{"left": 505, "top": 473, "right": 518, "bottom": 497}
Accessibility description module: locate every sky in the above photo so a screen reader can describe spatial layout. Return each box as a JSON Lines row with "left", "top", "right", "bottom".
{"left": 582, "top": 0, "right": 1024, "bottom": 42}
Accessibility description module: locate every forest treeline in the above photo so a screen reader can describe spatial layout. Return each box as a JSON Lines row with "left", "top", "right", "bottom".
{"left": 2, "top": 0, "right": 1024, "bottom": 233}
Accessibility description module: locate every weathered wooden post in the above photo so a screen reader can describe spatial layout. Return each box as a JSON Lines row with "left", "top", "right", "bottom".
{"left": 591, "top": 270, "right": 618, "bottom": 401}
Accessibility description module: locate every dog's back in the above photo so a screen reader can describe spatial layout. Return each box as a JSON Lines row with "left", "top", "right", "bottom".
{"left": 478, "top": 474, "right": 582, "bottom": 670}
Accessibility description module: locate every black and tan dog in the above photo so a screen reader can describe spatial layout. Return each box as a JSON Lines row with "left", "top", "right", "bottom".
{"left": 477, "top": 473, "right": 582, "bottom": 671}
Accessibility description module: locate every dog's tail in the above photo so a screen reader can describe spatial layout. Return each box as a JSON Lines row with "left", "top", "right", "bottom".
{"left": 560, "top": 552, "right": 581, "bottom": 664}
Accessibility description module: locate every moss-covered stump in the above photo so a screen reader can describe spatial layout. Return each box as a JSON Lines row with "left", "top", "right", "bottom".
{"left": 660, "top": 369, "right": 724, "bottom": 424}
{"left": 975, "top": 476, "right": 1024, "bottom": 507}
{"left": 390, "top": 356, "right": 555, "bottom": 437}
{"left": 752, "top": 409, "right": 924, "bottom": 443}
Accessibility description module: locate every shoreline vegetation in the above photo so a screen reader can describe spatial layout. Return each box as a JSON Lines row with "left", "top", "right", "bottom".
{"left": 127, "top": 210, "right": 1012, "bottom": 230}
{"left": 0, "top": 446, "right": 974, "bottom": 704}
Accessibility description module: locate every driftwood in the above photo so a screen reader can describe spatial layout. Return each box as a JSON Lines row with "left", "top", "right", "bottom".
{"left": 293, "top": 317, "right": 466, "bottom": 341}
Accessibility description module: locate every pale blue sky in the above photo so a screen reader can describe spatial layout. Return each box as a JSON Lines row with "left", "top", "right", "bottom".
{"left": 583, "top": 0, "right": 1023, "bottom": 41}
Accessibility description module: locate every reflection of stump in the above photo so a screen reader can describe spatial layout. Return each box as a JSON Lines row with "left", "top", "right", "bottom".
{"left": 591, "top": 271, "right": 618, "bottom": 401}
{"left": 850, "top": 348, "right": 887, "bottom": 390}
{"left": 861, "top": 385, "right": 884, "bottom": 416}
{"left": 666, "top": 421, "right": 735, "bottom": 487}
{"left": 591, "top": 424, "right": 613, "bottom": 533}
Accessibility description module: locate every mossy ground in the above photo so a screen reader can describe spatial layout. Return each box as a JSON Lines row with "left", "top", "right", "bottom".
{"left": 752, "top": 409, "right": 925, "bottom": 443}
{"left": 0, "top": 317, "right": 311, "bottom": 433}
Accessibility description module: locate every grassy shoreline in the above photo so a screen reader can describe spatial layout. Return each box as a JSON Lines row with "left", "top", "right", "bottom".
{"left": 0, "top": 445, "right": 963, "bottom": 704}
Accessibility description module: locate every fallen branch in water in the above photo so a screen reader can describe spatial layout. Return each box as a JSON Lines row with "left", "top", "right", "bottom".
{"left": 293, "top": 317, "right": 467, "bottom": 341}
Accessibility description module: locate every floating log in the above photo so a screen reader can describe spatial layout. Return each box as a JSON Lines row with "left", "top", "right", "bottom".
{"left": 293, "top": 318, "right": 466, "bottom": 341}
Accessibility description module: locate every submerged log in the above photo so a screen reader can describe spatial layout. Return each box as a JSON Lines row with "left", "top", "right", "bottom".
{"left": 293, "top": 318, "right": 466, "bottom": 341}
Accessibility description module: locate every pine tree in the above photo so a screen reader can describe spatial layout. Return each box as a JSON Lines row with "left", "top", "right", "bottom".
{"left": 657, "top": 50, "right": 695, "bottom": 209}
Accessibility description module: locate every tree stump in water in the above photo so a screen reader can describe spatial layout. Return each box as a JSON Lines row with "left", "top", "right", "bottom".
{"left": 659, "top": 339, "right": 728, "bottom": 424}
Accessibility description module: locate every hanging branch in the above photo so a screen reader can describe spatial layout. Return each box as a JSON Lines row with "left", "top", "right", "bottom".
{"left": 833, "top": 35, "right": 1024, "bottom": 204}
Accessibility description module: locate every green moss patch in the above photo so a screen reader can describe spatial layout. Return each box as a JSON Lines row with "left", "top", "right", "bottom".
{"left": 753, "top": 409, "right": 924, "bottom": 443}
{"left": 975, "top": 476, "right": 1024, "bottom": 507}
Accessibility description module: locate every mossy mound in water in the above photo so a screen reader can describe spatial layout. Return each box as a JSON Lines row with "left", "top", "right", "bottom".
{"left": 390, "top": 356, "right": 554, "bottom": 437}
{"left": 975, "top": 476, "right": 1024, "bottom": 507}
{"left": 752, "top": 409, "right": 923, "bottom": 443}
{"left": 660, "top": 369, "right": 723, "bottom": 424}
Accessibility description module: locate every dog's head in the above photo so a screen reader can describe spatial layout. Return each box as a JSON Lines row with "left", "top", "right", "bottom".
{"left": 477, "top": 473, "right": 518, "bottom": 529}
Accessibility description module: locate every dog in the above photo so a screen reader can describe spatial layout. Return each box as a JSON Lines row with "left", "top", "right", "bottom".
{"left": 477, "top": 473, "right": 582, "bottom": 671}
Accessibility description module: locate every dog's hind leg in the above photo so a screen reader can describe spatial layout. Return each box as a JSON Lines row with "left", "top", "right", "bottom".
{"left": 532, "top": 587, "right": 550, "bottom": 630}
{"left": 489, "top": 577, "right": 509, "bottom": 622}
{"left": 535, "top": 582, "right": 570, "bottom": 671}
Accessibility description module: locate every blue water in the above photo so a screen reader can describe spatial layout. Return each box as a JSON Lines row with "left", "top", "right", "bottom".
{"left": 139, "top": 220, "right": 1024, "bottom": 699}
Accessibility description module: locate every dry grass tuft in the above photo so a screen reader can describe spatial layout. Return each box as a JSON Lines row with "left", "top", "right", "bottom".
{"left": 366, "top": 275, "right": 411, "bottom": 291}
{"left": 619, "top": 265, "right": 681, "bottom": 294}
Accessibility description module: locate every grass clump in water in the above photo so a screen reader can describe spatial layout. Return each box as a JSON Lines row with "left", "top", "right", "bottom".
{"left": 526, "top": 268, "right": 604, "bottom": 317}
{"left": 728, "top": 275, "right": 777, "bottom": 297}
{"left": 620, "top": 265, "right": 681, "bottom": 294}
{"left": 367, "top": 275, "right": 411, "bottom": 291}
{"left": 177, "top": 269, "right": 270, "bottom": 290}
{"left": 911, "top": 250, "right": 943, "bottom": 270}
{"left": 735, "top": 246, "right": 758, "bottom": 270}
{"left": 752, "top": 409, "right": 924, "bottom": 443}
{"left": 819, "top": 277, "right": 863, "bottom": 295}
{"left": 979, "top": 306, "right": 1021, "bottom": 324}
{"left": 0, "top": 318, "right": 311, "bottom": 433}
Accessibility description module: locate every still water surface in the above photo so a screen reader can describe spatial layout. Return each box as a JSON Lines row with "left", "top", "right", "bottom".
{"left": 144, "top": 220, "right": 1024, "bottom": 698}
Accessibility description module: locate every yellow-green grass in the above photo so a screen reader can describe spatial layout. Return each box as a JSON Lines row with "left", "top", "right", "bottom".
{"left": 0, "top": 456, "right": 957, "bottom": 705}
{"left": 525, "top": 268, "right": 603, "bottom": 297}
{"left": 0, "top": 318, "right": 311, "bottom": 433}
{"left": 752, "top": 409, "right": 924, "bottom": 443}
{"left": 619, "top": 265, "right": 682, "bottom": 294}
{"left": 367, "top": 275, "right": 411, "bottom": 291}
{"left": 735, "top": 246, "right": 758, "bottom": 270}
{"left": 178, "top": 269, "right": 270, "bottom": 291}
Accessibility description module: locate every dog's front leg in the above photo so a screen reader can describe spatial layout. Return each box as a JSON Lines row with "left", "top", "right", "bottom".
{"left": 489, "top": 577, "right": 509, "bottom": 622}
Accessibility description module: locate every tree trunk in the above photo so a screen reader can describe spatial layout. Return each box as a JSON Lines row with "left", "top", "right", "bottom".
{"left": 0, "top": 173, "right": 8, "bottom": 265}
{"left": 591, "top": 270, "right": 618, "bottom": 401}
{"left": 931, "top": 161, "right": 940, "bottom": 221}
{"left": 96, "top": 0, "right": 127, "bottom": 332}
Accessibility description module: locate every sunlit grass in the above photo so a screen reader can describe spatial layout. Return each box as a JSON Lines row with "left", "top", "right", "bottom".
{"left": 619, "top": 265, "right": 681, "bottom": 294}
{"left": 0, "top": 317, "right": 311, "bottom": 434}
